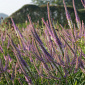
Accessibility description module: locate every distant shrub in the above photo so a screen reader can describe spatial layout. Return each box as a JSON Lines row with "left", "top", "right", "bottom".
{"left": 5, "top": 4, "right": 85, "bottom": 26}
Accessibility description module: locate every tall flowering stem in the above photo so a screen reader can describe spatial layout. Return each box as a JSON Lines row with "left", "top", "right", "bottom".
{"left": 63, "top": 0, "right": 73, "bottom": 29}
{"left": 73, "top": 0, "right": 81, "bottom": 29}
{"left": 81, "top": 0, "right": 85, "bottom": 8}
{"left": 47, "top": 2, "right": 64, "bottom": 57}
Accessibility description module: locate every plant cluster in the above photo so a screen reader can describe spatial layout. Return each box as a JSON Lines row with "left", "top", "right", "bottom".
{"left": 0, "top": 0, "right": 85, "bottom": 85}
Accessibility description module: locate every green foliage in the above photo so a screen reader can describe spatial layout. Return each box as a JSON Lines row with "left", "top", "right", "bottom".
{"left": 32, "top": 0, "right": 53, "bottom": 5}
{"left": 32, "top": 0, "right": 84, "bottom": 9}
{"left": 4, "top": 4, "right": 85, "bottom": 27}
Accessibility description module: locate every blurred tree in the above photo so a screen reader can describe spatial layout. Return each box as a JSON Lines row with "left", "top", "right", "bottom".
{"left": 32, "top": 0, "right": 54, "bottom": 5}
{"left": 32, "top": 0, "right": 84, "bottom": 9}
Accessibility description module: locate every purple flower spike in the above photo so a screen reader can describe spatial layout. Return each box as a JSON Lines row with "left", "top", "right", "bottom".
{"left": 81, "top": 0, "right": 85, "bottom": 8}
{"left": 73, "top": 0, "right": 81, "bottom": 29}
{"left": 11, "top": 18, "right": 23, "bottom": 39}
{"left": 1, "top": 33, "right": 4, "bottom": 46}
{"left": 0, "top": 59, "right": 3, "bottom": 71}
{"left": 0, "top": 45, "right": 3, "bottom": 53}
{"left": 4, "top": 55, "right": 9, "bottom": 71}
{"left": 8, "top": 54, "right": 12, "bottom": 63}
{"left": 4, "top": 55, "right": 6, "bottom": 61}
{"left": 63, "top": 0, "right": 73, "bottom": 29}
{"left": 7, "top": 39, "right": 10, "bottom": 49}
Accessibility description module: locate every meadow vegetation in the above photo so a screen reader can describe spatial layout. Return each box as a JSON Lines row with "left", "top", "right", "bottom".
{"left": 0, "top": 0, "right": 85, "bottom": 85}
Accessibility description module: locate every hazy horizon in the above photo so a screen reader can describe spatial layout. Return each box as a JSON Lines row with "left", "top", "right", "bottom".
{"left": 0, "top": 0, "right": 32, "bottom": 16}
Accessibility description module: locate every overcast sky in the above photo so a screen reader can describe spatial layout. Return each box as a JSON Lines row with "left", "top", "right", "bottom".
{"left": 0, "top": 0, "right": 32, "bottom": 16}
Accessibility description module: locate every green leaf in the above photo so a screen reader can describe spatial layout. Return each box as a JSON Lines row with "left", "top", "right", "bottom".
{"left": 74, "top": 80, "right": 77, "bottom": 85}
